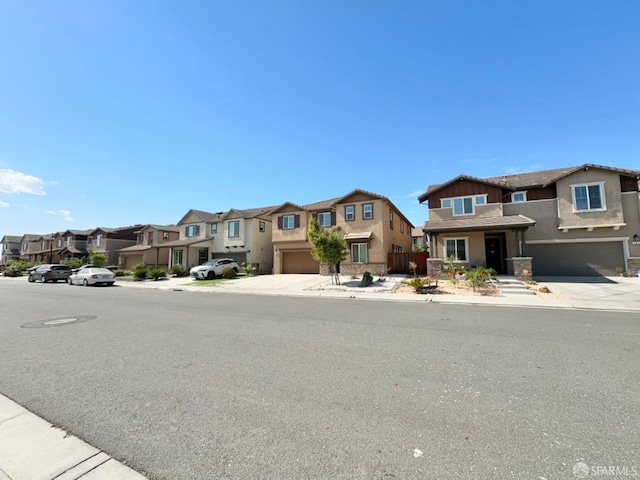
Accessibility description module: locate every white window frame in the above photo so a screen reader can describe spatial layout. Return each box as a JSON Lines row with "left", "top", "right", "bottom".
{"left": 96, "top": 234, "right": 103, "bottom": 247}
{"left": 345, "top": 205, "right": 355, "bottom": 221}
{"left": 41, "top": 241, "right": 46, "bottom": 250}
{"left": 444, "top": 237, "right": 469, "bottom": 262}
{"left": 512, "top": 191, "right": 527, "bottom": 203}
{"left": 66, "top": 236, "right": 72, "bottom": 246}
{"left": 317, "top": 212, "right": 332, "bottom": 227}
{"left": 259, "top": 221, "right": 265, "bottom": 232}
{"left": 211, "top": 223, "right": 218, "bottom": 234}
{"left": 148, "top": 232, "right": 154, "bottom": 245}
{"left": 22, "top": 242, "right": 29, "bottom": 251}
{"left": 363, "top": 203, "right": 373, "bottom": 220}
{"left": 351, "top": 243, "right": 368, "bottom": 263}
{"left": 163, "top": 232, "right": 169, "bottom": 240}
{"left": 282, "top": 215, "right": 295, "bottom": 230}
{"left": 228, "top": 221, "right": 240, "bottom": 238}
{"left": 137, "top": 234, "right": 144, "bottom": 244}
{"left": 87, "top": 236, "right": 93, "bottom": 246}
{"left": 440, "top": 195, "right": 487, "bottom": 216}
{"left": 57, "top": 239, "right": 62, "bottom": 248}
{"left": 173, "top": 250, "right": 183, "bottom": 265}
{"left": 571, "top": 182, "right": 606, "bottom": 212}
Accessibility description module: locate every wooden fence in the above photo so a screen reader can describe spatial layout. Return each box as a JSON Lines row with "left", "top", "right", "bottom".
{"left": 387, "top": 251, "right": 429, "bottom": 275}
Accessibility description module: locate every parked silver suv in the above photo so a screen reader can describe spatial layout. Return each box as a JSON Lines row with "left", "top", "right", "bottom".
{"left": 190, "top": 258, "right": 239, "bottom": 280}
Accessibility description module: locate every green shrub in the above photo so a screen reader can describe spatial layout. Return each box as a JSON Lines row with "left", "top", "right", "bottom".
{"left": 170, "top": 264, "right": 186, "bottom": 277}
{"left": 4, "top": 264, "right": 23, "bottom": 277}
{"left": 63, "top": 258, "right": 83, "bottom": 269}
{"left": 113, "top": 269, "right": 126, "bottom": 277}
{"left": 465, "top": 266, "right": 497, "bottom": 291}
{"left": 149, "top": 268, "right": 167, "bottom": 281}
{"left": 243, "top": 263, "right": 255, "bottom": 276}
{"left": 360, "top": 271, "right": 373, "bottom": 287}
{"left": 222, "top": 267, "right": 237, "bottom": 279}
{"left": 133, "top": 263, "right": 148, "bottom": 280}
{"left": 402, "top": 277, "right": 433, "bottom": 294}
{"left": 7, "top": 260, "right": 36, "bottom": 273}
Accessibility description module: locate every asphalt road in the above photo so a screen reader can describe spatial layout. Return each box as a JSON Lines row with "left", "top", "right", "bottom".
{"left": 0, "top": 280, "right": 638, "bottom": 479}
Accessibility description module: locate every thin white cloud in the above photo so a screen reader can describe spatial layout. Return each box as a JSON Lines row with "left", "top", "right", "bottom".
{"left": 43, "top": 209, "right": 75, "bottom": 222}
{"left": 0, "top": 200, "right": 9, "bottom": 208}
{"left": 406, "top": 190, "right": 424, "bottom": 198}
{"left": 500, "top": 163, "right": 544, "bottom": 175}
{"left": 0, "top": 169, "right": 45, "bottom": 195}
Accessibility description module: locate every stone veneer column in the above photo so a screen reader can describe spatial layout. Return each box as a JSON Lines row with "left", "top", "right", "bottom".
{"left": 626, "top": 258, "right": 640, "bottom": 276}
{"left": 512, "top": 257, "right": 533, "bottom": 281}
{"left": 427, "top": 258, "right": 444, "bottom": 277}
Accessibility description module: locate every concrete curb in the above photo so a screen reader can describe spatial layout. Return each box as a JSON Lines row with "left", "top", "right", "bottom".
{"left": 0, "top": 394, "right": 146, "bottom": 480}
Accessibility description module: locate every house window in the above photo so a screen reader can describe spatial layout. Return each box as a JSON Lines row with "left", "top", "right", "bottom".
{"left": 137, "top": 234, "right": 144, "bottom": 244}
{"left": 148, "top": 232, "right": 154, "bottom": 245}
{"left": 185, "top": 225, "right": 200, "bottom": 237}
{"left": 363, "top": 203, "right": 373, "bottom": 220}
{"left": 317, "top": 212, "right": 332, "bottom": 227}
{"left": 441, "top": 195, "right": 487, "bottom": 216}
{"left": 572, "top": 183, "right": 605, "bottom": 211}
{"left": 22, "top": 242, "right": 28, "bottom": 251}
{"left": 441, "top": 199, "right": 452, "bottom": 208}
{"left": 41, "top": 241, "right": 46, "bottom": 250}
{"left": 96, "top": 234, "right": 103, "bottom": 247}
{"left": 67, "top": 236, "right": 72, "bottom": 246}
{"left": 389, "top": 210, "right": 394, "bottom": 230}
{"left": 163, "top": 232, "right": 169, "bottom": 240}
{"left": 228, "top": 221, "right": 240, "bottom": 237}
{"left": 259, "top": 221, "right": 265, "bottom": 232}
{"left": 173, "top": 250, "right": 183, "bottom": 265}
{"left": 345, "top": 205, "right": 355, "bottom": 221}
{"left": 512, "top": 192, "right": 527, "bottom": 203}
{"left": 57, "top": 239, "right": 62, "bottom": 248}
{"left": 475, "top": 196, "right": 486, "bottom": 205}
{"left": 87, "top": 236, "right": 93, "bottom": 246}
{"left": 351, "top": 243, "right": 368, "bottom": 263}
{"left": 445, "top": 238, "right": 468, "bottom": 261}
{"left": 282, "top": 215, "right": 295, "bottom": 229}
{"left": 412, "top": 237, "right": 418, "bottom": 246}
{"left": 211, "top": 223, "right": 218, "bottom": 234}
{"left": 400, "top": 220, "right": 404, "bottom": 233}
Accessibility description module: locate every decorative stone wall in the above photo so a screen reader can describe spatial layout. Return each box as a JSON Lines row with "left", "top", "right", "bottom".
{"left": 508, "top": 257, "right": 533, "bottom": 281}
{"left": 320, "top": 263, "right": 386, "bottom": 277}
{"left": 626, "top": 258, "right": 640, "bottom": 277}
{"left": 427, "top": 258, "right": 444, "bottom": 277}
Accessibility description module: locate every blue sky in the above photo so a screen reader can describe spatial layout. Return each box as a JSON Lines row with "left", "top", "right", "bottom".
{"left": 1, "top": 0, "right": 639, "bottom": 237}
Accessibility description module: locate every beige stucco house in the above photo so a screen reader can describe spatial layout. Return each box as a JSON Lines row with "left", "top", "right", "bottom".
{"left": 270, "top": 189, "right": 413, "bottom": 275}
{"left": 1, "top": 235, "right": 22, "bottom": 265}
{"left": 420, "top": 164, "right": 640, "bottom": 277}
{"left": 17, "top": 234, "right": 46, "bottom": 262}
{"left": 85, "top": 225, "right": 140, "bottom": 266}
{"left": 163, "top": 206, "right": 275, "bottom": 274}
{"left": 117, "top": 224, "right": 180, "bottom": 269}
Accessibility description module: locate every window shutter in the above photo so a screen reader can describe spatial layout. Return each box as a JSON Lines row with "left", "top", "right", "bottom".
{"left": 277, "top": 216, "right": 283, "bottom": 229}
{"left": 331, "top": 212, "right": 336, "bottom": 226}
{"left": 294, "top": 214, "right": 300, "bottom": 228}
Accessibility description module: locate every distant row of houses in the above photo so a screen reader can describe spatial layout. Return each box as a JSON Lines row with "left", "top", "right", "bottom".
{"left": 2, "top": 189, "right": 419, "bottom": 276}
{"left": 3, "top": 164, "right": 640, "bottom": 277}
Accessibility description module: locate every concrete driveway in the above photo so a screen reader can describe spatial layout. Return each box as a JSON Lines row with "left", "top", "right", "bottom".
{"left": 535, "top": 276, "right": 640, "bottom": 311}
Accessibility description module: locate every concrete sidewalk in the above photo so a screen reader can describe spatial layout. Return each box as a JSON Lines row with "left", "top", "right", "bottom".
{"left": 0, "top": 394, "right": 146, "bottom": 480}
{"left": 118, "top": 274, "right": 640, "bottom": 312}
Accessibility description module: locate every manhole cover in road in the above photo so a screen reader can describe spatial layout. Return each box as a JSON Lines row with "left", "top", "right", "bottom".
{"left": 21, "top": 315, "right": 97, "bottom": 329}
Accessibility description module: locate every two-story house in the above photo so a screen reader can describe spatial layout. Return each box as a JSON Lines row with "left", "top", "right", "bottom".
{"left": 419, "top": 164, "right": 640, "bottom": 277}
{"left": 1, "top": 235, "right": 22, "bottom": 265}
{"left": 86, "top": 225, "right": 140, "bottom": 266}
{"left": 18, "top": 234, "right": 44, "bottom": 262}
{"left": 56, "top": 229, "right": 92, "bottom": 261}
{"left": 117, "top": 224, "right": 180, "bottom": 269}
{"left": 164, "top": 206, "right": 275, "bottom": 274}
{"left": 27, "top": 234, "right": 60, "bottom": 264}
{"left": 270, "top": 189, "right": 413, "bottom": 275}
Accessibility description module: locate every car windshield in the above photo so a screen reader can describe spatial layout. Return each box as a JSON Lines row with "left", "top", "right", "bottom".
{"left": 202, "top": 261, "right": 217, "bottom": 266}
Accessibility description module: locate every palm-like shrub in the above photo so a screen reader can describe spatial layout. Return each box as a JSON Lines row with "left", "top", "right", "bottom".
{"left": 149, "top": 268, "right": 167, "bottom": 281}
{"left": 133, "top": 263, "right": 148, "bottom": 280}
{"left": 222, "top": 267, "right": 237, "bottom": 279}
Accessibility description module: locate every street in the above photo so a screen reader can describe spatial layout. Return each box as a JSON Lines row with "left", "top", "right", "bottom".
{"left": 0, "top": 280, "right": 638, "bottom": 479}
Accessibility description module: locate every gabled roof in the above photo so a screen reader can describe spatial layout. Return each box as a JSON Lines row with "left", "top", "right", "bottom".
{"left": 1, "top": 235, "right": 21, "bottom": 243}
{"left": 19, "top": 234, "right": 44, "bottom": 242}
{"left": 267, "top": 202, "right": 307, "bottom": 215}
{"left": 333, "top": 188, "right": 387, "bottom": 205}
{"left": 303, "top": 197, "right": 341, "bottom": 211}
{"left": 177, "top": 209, "right": 227, "bottom": 225}
{"left": 59, "top": 229, "right": 93, "bottom": 236}
{"left": 237, "top": 205, "right": 279, "bottom": 219}
{"left": 420, "top": 164, "right": 640, "bottom": 203}
{"left": 133, "top": 224, "right": 180, "bottom": 234}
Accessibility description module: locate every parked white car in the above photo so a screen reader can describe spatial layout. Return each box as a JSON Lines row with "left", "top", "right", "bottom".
{"left": 190, "top": 258, "right": 239, "bottom": 280}
{"left": 68, "top": 267, "right": 116, "bottom": 287}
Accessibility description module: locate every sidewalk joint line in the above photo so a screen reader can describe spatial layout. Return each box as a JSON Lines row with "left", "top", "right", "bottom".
{"left": 50, "top": 451, "right": 102, "bottom": 480}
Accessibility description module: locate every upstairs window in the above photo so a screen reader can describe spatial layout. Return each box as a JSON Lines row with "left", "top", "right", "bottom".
{"left": 440, "top": 195, "right": 487, "bottom": 216}
{"left": 211, "top": 223, "right": 218, "bottom": 234}
{"left": 345, "top": 205, "right": 355, "bottom": 221}
{"left": 389, "top": 210, "right": 394, "bottom": 230}
{"left": 163, "top": 232, "right": 169, "bottom": 240}
{"left": 317, "top": 212, "right": 332, "bottom": 227}
{"left": 185, "top": 225, "right": 200, "bottom": 237}
{"left": 259, "top": 221, "right": 266, "bottom": 232}
{"left": 22, "top": 242, "right": 29, "bottom": 251}
{"left": 67, "top": 236, "right": 72, "bottom": 246}
{"left": 96, "top": 234, "right": 103, "bottom": 246}
{"left": 87, "top": 236, "right": 93, "bottom": 246}
{"left": 572, "top": 183, "right": 605, "bottom": 211}
{"left": 137, "top": 234, "right": 145, "bottom": 244}
{"left": 228, "top": 221, "right": 240, "bottom": 237}
{"left": 282, "top": 215, "right": 295, "bottom": 230}
{"left": 41, "top": 241, "right": 46, "bottom": 249}
{"left": 148, "top": 232, "right": 154, "bottom": 245}
{"left": 362, "top": 203, "right": 373, "bottom": 220}
{"left": 512, "top": 192, "right": 527, "bottom": 203}
{"left": 57, "top": 239, "right": 62, "bottom": 248}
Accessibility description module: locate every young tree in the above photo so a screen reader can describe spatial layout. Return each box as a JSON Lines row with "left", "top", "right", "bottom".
{"left": 307, "top": 217, "right": 347, "bottom": 285}
{"left": 87, "top": 248, "right": 107, "bottom": 267}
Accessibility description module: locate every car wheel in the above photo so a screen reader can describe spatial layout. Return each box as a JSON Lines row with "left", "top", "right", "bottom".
{"left": 207, "top": 271, "right": 215, "bottom": 280}
{"left": 107, "top": 282, "right": 114, "bottom": 287}
{"left": 233, "top": 267, "right": 239, "bottom": 273}
{"left": 83, "top": 279, "right": 89, "bottom": 287}
{"left": 41, "top": 275, "right": 47, "bottom": 283}
{"left": 28, "top": 276, "right": 35, "bottom": 283}
{"left": 68, "top": 278, "right": 73, "bottom": 285}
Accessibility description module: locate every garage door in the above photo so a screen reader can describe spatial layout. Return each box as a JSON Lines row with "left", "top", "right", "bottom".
{"left": 527, "top": 242, "right": 625, "bottom": 276}
{"left": 282, "top": 251, "right": 320, "bottom": 274}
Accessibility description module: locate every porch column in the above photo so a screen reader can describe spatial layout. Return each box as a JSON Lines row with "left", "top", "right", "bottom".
{"left": 521, "top": 229, "right": 527, "bottom": 256}
{"left": 431, "top": 233, "right": 438, "bottom": 257}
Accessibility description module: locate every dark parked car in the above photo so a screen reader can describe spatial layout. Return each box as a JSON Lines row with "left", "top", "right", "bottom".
{"left": 27, "top": 264, "right": 72, "bottom": 283}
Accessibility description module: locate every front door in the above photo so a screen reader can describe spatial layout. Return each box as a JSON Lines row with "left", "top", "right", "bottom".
{"left": 484, "top": 233, "right": 506, "bottom": 273}
{"left": 198, "top": 249, "right": 208, "bottom": 265}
